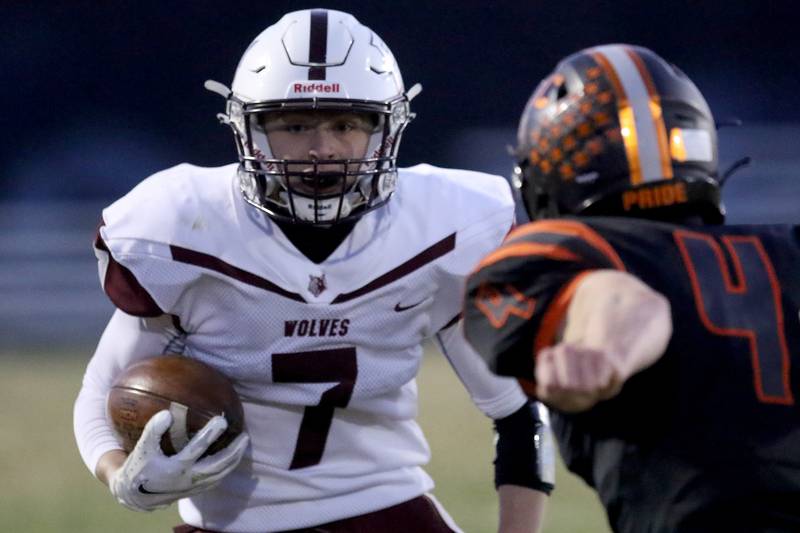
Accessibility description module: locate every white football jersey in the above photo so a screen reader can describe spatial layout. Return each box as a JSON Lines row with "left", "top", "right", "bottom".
{"left": 74, "top": 163, "right": 527, "bottom": 532}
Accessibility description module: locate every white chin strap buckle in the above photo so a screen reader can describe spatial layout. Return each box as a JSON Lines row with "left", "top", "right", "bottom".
{"left": 286, "top": 194, "right": 353, "bottom": 223}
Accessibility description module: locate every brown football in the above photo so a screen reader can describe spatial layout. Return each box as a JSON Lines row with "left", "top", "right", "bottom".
{"left": 107, "top": 354, "right": 244, "bottom": 456}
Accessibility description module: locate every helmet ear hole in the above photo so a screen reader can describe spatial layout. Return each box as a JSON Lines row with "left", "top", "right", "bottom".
{"left": 556, "top": 83, "right": 569, "bottom": 101}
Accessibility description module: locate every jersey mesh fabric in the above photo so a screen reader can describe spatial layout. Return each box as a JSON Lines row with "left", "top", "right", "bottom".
{"left": 80, "top": 163, "right": 522, "bottom": 532}
{"left": 464, "top": 216, "right": 800, "bottom": 532}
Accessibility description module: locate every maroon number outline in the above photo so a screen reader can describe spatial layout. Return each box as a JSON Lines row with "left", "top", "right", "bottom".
{"left": 272, "top": 347, "right": 358, "bottom": 469}
{"left": 674, "top": 229, "right": 793, "bottom": 405}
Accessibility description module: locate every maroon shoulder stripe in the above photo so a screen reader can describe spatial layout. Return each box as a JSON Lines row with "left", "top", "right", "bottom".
{"left": 439, "top": 312, "right": 462, "bottom": 332}
{"left": 95, "top": 228, "right": 164, "bottom": 317}
{"left": 331, "top": 233, "right": 456, "bottom": 304}
{"left": 170, "top": 245, "right": 306, "bottom": 302}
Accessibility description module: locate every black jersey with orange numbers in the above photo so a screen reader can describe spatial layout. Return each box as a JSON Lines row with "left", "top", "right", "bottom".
{"left": 464, "top": 216, "right": 800, "bottom": 532}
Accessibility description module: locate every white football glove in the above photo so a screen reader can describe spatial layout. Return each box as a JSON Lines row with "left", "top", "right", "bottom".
{"left": 110, "top": 410, "right": 249, "bottom": 512}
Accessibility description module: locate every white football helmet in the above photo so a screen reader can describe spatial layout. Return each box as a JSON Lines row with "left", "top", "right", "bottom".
{"left": 206, "top": 9, "right": 421, "bottom": 225}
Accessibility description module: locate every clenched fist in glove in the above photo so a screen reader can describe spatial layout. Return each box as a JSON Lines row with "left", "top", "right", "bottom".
{"left": 109, "top": 410, "right": 249, "bottom": 512}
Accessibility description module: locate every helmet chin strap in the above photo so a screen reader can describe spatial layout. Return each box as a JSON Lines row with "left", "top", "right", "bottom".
{"left": 279, "top": 191, "right": 354, "bottom": 223}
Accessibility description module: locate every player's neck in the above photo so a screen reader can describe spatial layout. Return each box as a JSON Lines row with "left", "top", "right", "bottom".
{"left": 275, "top": 219, "right": 357, "bottom": 264}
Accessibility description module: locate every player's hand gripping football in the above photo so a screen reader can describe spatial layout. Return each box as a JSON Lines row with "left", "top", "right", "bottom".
{"left": 535, "top": 270, "right": 672, "bottom": 413}
{"left": 109, "top": 410, "right": 249, "bottom": 512}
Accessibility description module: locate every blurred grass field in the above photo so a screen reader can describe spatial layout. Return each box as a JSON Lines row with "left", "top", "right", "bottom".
{"left": 0, "top": 349, "right": 609, "bottom": 533}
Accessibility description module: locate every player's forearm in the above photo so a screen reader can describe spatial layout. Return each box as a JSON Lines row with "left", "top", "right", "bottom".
{"left": 96, "top": 449, "right": 127, "bottom": 486}
{"left": 561, "top": 269, "right": 672, "bottom": 380}
{"left": 497, "top": 485, "right": 547, "bottom": 533}
{"left": 435, "top": 320, "right": 528, "bottom": 419}
{"left": 74, "top": 311, "right": 177, "bottom": 478}
{"left": 534, "top": 270, "right": 672, "bottom": 413}
{"left": 74, "top": 360, "right": 128, "bottom": 475}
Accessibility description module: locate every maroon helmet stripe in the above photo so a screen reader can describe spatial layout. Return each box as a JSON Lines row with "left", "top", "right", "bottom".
{"left": 95, "top": 229, "right": 164, "bottom": 317}
{"left": 170, "top": 245, "right": 306, "bottom": 302}
{"left": 331, "top": 233, "right": 456, "bottom": 304}
{"left": 308, "top": 9, "right": 328, "bottom": 80}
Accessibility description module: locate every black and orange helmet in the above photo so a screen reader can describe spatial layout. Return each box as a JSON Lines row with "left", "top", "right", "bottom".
{"left": 514, "top": 44, "right": 724, "bottom": 224}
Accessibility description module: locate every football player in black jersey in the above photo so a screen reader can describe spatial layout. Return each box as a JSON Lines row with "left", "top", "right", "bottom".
{"left": 463, "top": 44, "right": 800, "bottom": 532}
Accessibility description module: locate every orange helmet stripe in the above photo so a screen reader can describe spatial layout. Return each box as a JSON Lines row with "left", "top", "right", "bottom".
{"left": 591, "top": 50, "right": 643, "bottom": 185}
{"left": 625, "top": 47, "right": 673, "bottom": 179}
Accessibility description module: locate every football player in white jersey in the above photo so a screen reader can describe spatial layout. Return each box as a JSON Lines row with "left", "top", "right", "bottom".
{"left": 73, "top": 9, "right": 554, "bottom": 533}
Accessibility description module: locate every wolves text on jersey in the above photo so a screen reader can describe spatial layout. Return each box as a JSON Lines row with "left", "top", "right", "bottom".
{"left": 284, "top": 318, "right": 351, "bottom": 337}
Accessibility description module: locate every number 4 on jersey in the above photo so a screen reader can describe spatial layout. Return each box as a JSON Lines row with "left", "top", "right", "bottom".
{"left": 674, "top": 230, "right": 794, "bottom": 405}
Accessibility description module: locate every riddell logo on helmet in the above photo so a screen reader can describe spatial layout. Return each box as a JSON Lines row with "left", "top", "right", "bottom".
{"left": 291, "top": 82, "right": 341, "bottom": 94}
{"left": 622, "top": 182, "right": 688, "bottom": 211}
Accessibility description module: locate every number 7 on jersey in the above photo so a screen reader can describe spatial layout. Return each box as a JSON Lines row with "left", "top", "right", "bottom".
{"left": 272, "top": 347, "right": 358, "bottom": 469}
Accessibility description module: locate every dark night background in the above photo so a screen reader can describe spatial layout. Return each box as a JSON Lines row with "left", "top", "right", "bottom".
{"left": 4, "top": 0, "right": 800, "bottom": 200}
{"left": 1, "top": 0, "right": 799, "bottom": 346}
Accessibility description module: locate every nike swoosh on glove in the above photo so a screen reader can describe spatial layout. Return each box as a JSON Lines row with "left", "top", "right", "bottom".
{"left": 109, "top": 410, "right": 249, "bottom": 512}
